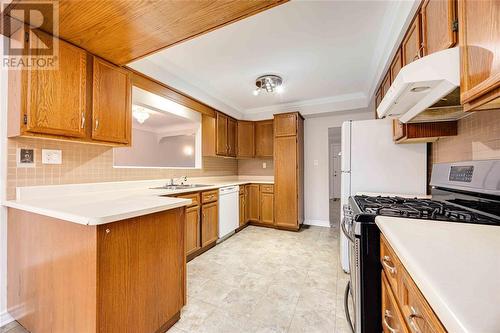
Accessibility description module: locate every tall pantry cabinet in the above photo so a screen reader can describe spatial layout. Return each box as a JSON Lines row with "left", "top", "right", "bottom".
{"left": 273, "top": 112, "right": 304, "bottom": 231}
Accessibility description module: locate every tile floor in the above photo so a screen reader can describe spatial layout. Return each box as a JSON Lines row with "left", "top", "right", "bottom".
{"left": 1, "top": 225, "right": 352, "bottom": 333}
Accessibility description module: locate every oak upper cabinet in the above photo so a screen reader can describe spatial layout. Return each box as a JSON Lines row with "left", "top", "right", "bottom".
{"left": 201, "top": 201, "right": 218, "bottom": 247}
{"left": 246, "top": 184, "right": 260, "bottom": 222}
{"left": 390, "top": 48, "right": 403, "bottom": 82}
{"left": 255, "top": 120, "right": 274, "bottom": 158}
{"left": 227, "top": 117, "right": 237, "bottom": 157}
{"left": 237, "top": 121, "right": 255, "bottom": 158}
{"left": 458, "top": 0, "right": 500, "bottom": 111}
{"left": 393, "top": 119, "right": 457, "bottom": 143}
{"left": 8, "top": 32, "right": 90, "bottom": 139}
{"left": 274, "top": 112, "right": 304, "bottom": 230}
{"left": 92, "top": 57, "right": 132, "bottom": 144}
{"left": 375, "top": 87, "right": 383, "bottom": 119}
{"left": 214, "top": 112, "right": 237, "bottom": 157}
{"left": 402, "top": 15, "right": 423, "bottom": 66}
{"left": 421, "top": 0, "right": 457, "bottom": 56}
{"left": 260, "top": 185, "right": 274, "bottom": 225}
{"left": 381, "top": 72, "right": 391, "bottom": 97}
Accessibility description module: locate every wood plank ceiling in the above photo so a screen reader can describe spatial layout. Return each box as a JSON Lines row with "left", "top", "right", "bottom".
{"left": 4, "top": 0, "right": 286, "bottom": 65}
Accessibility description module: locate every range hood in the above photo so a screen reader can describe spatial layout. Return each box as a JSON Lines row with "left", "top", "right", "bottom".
{"left": 377, "top": 47, "right": 467, "bottom": 123}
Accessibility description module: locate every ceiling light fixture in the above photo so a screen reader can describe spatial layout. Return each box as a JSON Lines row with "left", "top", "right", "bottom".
{"left": 132, "top": 105, "right": 150, "bottom": 124}
{"left": 253, "top": 74, "right": 284, "bottom": 96}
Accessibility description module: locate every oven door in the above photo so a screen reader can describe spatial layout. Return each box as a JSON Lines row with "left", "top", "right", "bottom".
{"left": 342, "top": 214, "right": 360, "bottom": 333}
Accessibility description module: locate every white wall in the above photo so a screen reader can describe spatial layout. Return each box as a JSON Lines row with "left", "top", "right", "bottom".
{"left": 0, "top": 36, "right": 14, "bottom": 326}
{"left": 304, "top": 109, "right": 372, "bottom": 227}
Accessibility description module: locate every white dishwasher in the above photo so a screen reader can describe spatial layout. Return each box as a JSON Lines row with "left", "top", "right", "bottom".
{"left": 218, "top": 185, "right": 239, "bottom": 241}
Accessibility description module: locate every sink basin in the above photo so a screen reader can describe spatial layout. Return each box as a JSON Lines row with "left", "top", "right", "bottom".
{"left": 151, "top": 184, "right": 212, "bottom": 190}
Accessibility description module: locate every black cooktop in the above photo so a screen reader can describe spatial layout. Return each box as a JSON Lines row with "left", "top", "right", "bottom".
{"left": 353, "top": 195, "right": 500, "bottom": 225}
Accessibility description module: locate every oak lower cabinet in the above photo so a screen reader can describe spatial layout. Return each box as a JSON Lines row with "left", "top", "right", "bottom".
{"left": 246, "top": 184, "right": 260, "bottom": 222}
{"left": 201, "top": 197, "right": 218, "bottom": 247}
{"left": 393, "top": 120, "right": 457, "bottom": 143}
{"left": 458, "top": 0, "right": 500, "bottom": 111}
{"left": 381, "top": 235, "right": 446, "bottom": 333}
{"left": 274, "top": 112, "right": 304, "bottom": 230}
{"left": 176, "top": 192, "right": 201, "bottom": 257}
{"left": 7, "top": 207, "right": 185, "bottom": 333}
{"left": 8, "top": 31, "right": 132, "bottom": 146}
{"left": 260, "top": 185, "right": 274, "bottom": 225}
{"left": 239, "top": 187, "right": 246, "bottom": 226}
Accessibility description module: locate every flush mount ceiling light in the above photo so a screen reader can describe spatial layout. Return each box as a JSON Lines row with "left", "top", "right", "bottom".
{"left": 253, "top": 74, "right": 284, "bottom": 96}
{"left": 132, "top": 105, "right": 150, "bottom": 124}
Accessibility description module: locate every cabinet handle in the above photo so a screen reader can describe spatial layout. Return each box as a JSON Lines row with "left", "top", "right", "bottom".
{"left": 81, "top": 112, "right": 85, "bottom": 129}
{"left": 407, "top": 306, "right": 423, "bottom": 333}
{"left": 383, "top": 310, "right": 399, "bottom": 333}
{"left": 413, "top": 44, "right": 425, "bottom": 61}
{"left": 95, "top": 119, "right": 99, "bottom": 130}
{"left": 382, "top": 255, "right": 397, "bottom": 274}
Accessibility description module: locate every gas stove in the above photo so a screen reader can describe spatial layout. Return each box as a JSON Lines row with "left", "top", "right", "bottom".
{"left": 352, "top": 195, "right": 500, "bottom": 225}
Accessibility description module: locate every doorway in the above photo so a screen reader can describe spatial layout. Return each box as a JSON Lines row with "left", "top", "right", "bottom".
{"left": 328, "top": 127, "right": 342, "bottom": 228}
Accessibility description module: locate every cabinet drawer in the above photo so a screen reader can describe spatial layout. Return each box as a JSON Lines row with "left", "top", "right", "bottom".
{"left": 381, "top": 234, "right": 401, "bottom": 296}
{"left": 176, "top": 192, "right": 200, "bottom": 208}
{"left": 260, "top": 184, "right": 274, "bottom": 193}
{"left": 382, "top": 272, "right": 410, "bottom": 333}
{"left": 399, "top": 266, "right": 446, "bottom": 333}
{"left": 201, "top": 190, "right": 218, "bottom": 204}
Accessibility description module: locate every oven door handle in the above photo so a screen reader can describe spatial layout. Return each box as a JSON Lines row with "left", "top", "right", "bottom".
{"left": 344, "top": 281, "right": 355, "bottom": 333}
{"left": 341, "top": 217, "right": 355, "bottom": 243}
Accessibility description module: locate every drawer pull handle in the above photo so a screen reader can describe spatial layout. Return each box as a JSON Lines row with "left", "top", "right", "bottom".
{"left": 407, "top": 306, "right": 423, "bottom": 333}
{"left": 383, "top": 310, "right": 399, "bottom": 333}
{"left": 382, "top": 255, "right": 397, "bottom": 274}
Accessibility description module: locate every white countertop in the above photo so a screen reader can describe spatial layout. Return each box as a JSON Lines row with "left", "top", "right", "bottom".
{"left": 3, "top": 177, "right": 274, "bottom": 226}
{"left": 376, "top": 216, "right": 500, "bottom": 333}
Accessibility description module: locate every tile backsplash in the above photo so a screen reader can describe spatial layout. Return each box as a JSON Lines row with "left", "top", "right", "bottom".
{"left": 237, "top": 158, "right": 274, "bottom": 176}
{"left": 431, "top": 109, "right": 500, "bottom": 163}
{"left": 6, "top": 137, "right": 238, "bottom": 199}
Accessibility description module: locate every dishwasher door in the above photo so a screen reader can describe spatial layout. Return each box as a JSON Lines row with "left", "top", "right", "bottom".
{"left": 218, "top": 185, "right": 240, "bottom": 240}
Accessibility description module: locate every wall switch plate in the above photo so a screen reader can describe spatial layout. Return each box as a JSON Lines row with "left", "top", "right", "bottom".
{"left": 262, "top": 162, "right": 267, "bottom": 169}
{"left": 42, "top": 149, "right": 62, "bottom": 164}
{"left": 313, "top": 159, "right": 319, "bottom": 166}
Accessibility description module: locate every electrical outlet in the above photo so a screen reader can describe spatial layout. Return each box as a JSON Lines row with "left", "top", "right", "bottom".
{"left": 42, "top": 149, "right": 62, "bottom": 164}
{"left": 262, "top": 162, "right": 267, "bottom": 169}
{"left": 313, "top": 159, "right": 319, "bottom": 166}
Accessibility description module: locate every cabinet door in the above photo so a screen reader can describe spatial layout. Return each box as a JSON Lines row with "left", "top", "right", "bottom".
{"left": 26, "top": 31, "right": 88, "bottom": 138}
{"left": 459, "top": 0, "right": 500, "bottom": 110}
{"left": 390, "top": 48, "right": 403, "bottom": 82}
{"left": 255, "top": 120, "right": 273, "bottom": 157}
{"left": 227, "top": 117, "right": 237, "bottom": 157}
{"left": 202, "top": 115, "right": 217, "bottom": 156}
{"left": 201, "top": 202, "right": 218, "bottom": 247}
{"left": 381, "top": 72, "right": 391, "bottom": 97}
{"left": 92, "top": 57, "right": 131, "bottom": 144}
{"left": 393, "top": 120, "right": 406, "bottom": 141}
{"left": 421, "top": 0, "right": 456, "bottom": 56}
{"left": 246, "top": 184, "right": 260, "bottom": 221}
{"left": 260, "top": 192, "right": 274, "bottom": 225}
{"left": 402, "top": 15, "right": 423, "bottom": 65}
{"left": 185, "top": 206, "right": 200, "bottom": 256}
{"left": 239, "top": 194, "right": 246, "bottom": 226}
{"left": 274, "top": 136, "right": 298, "bottom": 228}
{"left": 216, "top": 113, "right": 228, "bottom": 156}
{"left": 382, "top": 273, "right": 410, "bottom": 333}
{"left": 274, "top": 113, "right": 297, "bottom": 137}
{"left": 375, "top": 87, "right": 383, "bottom": 119}
{"left": 237, "top": 121, "right": 255, "bottom": 157}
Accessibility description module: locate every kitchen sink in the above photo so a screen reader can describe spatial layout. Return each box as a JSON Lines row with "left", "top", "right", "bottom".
{"left": 151, "top": 184, "right": 212, "bottom": 190}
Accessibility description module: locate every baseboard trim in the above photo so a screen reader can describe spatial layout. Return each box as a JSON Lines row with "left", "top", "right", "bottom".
{"left": 304, "top": 219, "right": 331, "bottom": 227}
{"left": 0, "top": 311, "right": 14, "bottom": 327}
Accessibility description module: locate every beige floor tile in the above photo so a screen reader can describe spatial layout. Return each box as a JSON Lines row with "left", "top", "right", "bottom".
{"left": 174, "top": 297, "right": 218, "bottom": 332}
{"left": 288, "top": 307, "right": 336, "bottom": 333}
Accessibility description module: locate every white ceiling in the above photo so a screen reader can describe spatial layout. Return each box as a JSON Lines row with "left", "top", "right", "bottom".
{"left": 129, "top": 0, "right": 419, "bottom": 120}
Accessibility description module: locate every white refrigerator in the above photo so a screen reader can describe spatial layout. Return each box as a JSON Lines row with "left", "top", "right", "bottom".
{"left": 340, "top": 119, "right": 427, "bottom": 272}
